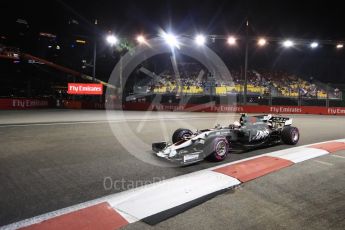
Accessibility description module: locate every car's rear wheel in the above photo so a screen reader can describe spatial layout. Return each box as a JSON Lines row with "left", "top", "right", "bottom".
{"left": 172, "top": 128, "right": 193, "bottom": 143}
{"left": 205, "top": 137, "right": 229, "bottom": 161}
{"left": 281, "top": 126, "right": 299, "bottom": 145}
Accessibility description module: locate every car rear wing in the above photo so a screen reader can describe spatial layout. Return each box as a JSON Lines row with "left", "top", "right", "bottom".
{"left": 255, "top": 115, "right": 293, "bottom": 126}
{"left": 270, "top": 116, "right": 293, "bottom": 126}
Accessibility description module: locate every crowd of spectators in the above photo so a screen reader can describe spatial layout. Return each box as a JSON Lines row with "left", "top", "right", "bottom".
{"left": 140, "top": 68, "right": 340, "bottom": 99}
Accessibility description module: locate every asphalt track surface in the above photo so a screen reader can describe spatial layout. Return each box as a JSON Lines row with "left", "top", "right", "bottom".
{"left": 0, "top": 110, "right": 344, "bottom": 226}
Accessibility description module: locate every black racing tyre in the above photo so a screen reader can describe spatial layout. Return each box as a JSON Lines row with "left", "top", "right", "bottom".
{"left": 205, "top": 136, "right": 229, "bottom": 162}
{"left": 281, "top": 126, "right": 299, "bottom": 145}
{"left": 172, "top": 128, "right": 193, "bottom": 143}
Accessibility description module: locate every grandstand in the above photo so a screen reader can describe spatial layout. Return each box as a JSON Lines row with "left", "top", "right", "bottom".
{"left": 134, "top": 68, "right": 341, "bottom": 100}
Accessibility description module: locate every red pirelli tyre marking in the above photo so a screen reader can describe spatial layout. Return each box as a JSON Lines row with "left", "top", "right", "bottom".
{"left": 21, "top": 202, "right": 128, "bottom": 230}
{"left": 213, "top": 156, "right": 294, "bottom": 182}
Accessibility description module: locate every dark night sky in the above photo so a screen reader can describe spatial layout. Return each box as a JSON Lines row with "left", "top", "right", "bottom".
{"left": 2, "top": 0, "right": 344, "bottom": 39}
{"left": 1, "top": 0, "right": 345, "bottom": 83}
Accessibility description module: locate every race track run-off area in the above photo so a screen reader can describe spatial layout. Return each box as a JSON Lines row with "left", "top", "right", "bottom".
{"left": 0, "top": 110, "right": 344, "bottom": 229}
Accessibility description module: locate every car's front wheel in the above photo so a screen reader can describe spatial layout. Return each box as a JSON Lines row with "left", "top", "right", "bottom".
{"left": 281, "top": 126, "right": 299, "bottom": 145}
{"left": 172, "top": 128, "right": 193, "bottom": 143}
{"left": 205, "top": 137, "right": 229, "bottom": 162}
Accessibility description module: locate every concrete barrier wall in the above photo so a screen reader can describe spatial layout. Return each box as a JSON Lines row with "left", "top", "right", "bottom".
{"left": 0, "top": 98, "right": 53, "bottom": 109}
{"left": 1, "top": 98, "right": 345, "bottom": 115}
{"left": 123, "top": 102, "right": 345, "bottom": 115}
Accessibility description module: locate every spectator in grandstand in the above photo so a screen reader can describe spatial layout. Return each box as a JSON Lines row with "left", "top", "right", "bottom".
{"left": 334, "top": 88, "right": 340, "bottom": 97}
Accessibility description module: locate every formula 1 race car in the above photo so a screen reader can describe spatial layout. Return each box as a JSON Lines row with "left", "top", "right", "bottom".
{"left": 152, "top": 114, "right": 300, "bottom": 165}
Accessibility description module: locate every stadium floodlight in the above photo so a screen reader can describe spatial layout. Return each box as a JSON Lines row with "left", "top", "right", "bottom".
{"left": 162, "top": 33, "right": 179, "bottom": 48}
{"left": 336, "top": 43, "right": 343, "bottom": 49}
{"left": 76, "top": 39, "right": 86, "bottom": 44}
{"left": 106, "top": 35, "right": 118, "bottom": 46}
{"left": 195, "top": 34, "right": 206, "bottom": 46}
{"left": 310, "top": 42, "right": 318, "bottom": 48}
{"left": 283, "top": 40, "right": 294, "bottom": 48}
{"left": 258, "top": 38, "right": 267, "bottom": 46}
{"left": 136, "top": 35, "right": 146, "bottom": 44}
{"left": 227, "top": 36, "right": 236, "bottom": 45}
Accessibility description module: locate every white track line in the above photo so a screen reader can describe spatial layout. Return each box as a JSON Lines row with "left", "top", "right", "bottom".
{"left": 313, "top": 159, "right": 334, "bottom": 166}
{"left": 0, "top": 115, "right": 237, "bottom": 128}
{"left": 330, "top": 154, "right": 345, "bottom": 159}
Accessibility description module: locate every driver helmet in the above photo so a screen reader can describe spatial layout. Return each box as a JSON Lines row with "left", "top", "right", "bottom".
{"left": 239, "top": 113, "right": 247, "bottom": 125}
{"left": 233, "top": 121, "right": 241, "bottom": 128}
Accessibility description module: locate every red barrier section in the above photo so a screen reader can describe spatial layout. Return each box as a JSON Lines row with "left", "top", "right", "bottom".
{"left": 62, "top": 100, "right": 82, "bottom": 109}
{"left": 0, "top": 98, "right": 52, "bottom": 110}
{"left": 123, "top": 102, "right": 345, "bottom": 115}
{"left": 81, "top": 101, "right": 105, "bottom": 109}
{"left": 1, "top": 98, "right": 345, "bottom": 116}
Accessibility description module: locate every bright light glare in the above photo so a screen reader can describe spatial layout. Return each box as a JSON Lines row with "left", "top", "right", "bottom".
{"left": 195, "top": 34, "right": 206, "bottom": 46}
{"left": 163, "top": 33, "right": 178, "bottom": 47}
{"left": 227, "top": 36, "right": 236, "bottom": 45}
{"left": 258, "top": 38, "right": 267, "bottom": 46}
{"left": 283, "top": 40, "right": 294, "bottom": 48}
{"left": 310, "top": 42, "right": 318, "bottom": 48}
{"left": 136, "top": 35, "right": 146, "bottom": 44}
{"left": 106, "top": 35, "right": 118, "bottom": 46}
{"left": 336, "top": 44, "right": 343, "bottom": 49}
